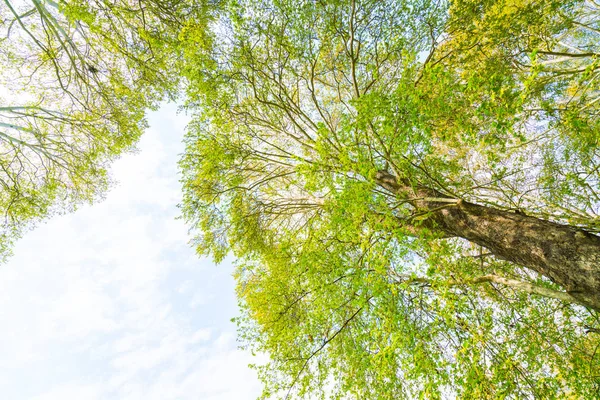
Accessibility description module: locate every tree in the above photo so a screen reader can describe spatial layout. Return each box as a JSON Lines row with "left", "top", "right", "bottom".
{"left": 0, "top": 0, "right": 199, "bottom": 259}
{"left": 180, "top": 0, "right": 600, "bottom": 398}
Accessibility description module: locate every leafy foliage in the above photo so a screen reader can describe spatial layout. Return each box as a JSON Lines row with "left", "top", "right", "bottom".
{"left": 3, "top": 0, "right": 599, "bottom": 397}
{"left": 0, "top": 0, "right": 199, "bottom": 259}
{"left": 180, "top": 0, "right": 600, "bottom": 398}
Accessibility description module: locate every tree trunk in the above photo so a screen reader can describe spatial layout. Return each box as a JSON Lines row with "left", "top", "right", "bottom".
{"left": 375, "top": 171, "right": 600, "bottom": 311}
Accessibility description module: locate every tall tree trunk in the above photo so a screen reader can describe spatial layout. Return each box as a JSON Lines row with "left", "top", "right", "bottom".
{"left": 375, "top": 171, "right": 600, "bottom": 311}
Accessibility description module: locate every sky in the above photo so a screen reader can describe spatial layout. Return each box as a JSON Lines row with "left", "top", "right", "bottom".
{"left": 0, "top": 104, "right": 263, "bottom": 400}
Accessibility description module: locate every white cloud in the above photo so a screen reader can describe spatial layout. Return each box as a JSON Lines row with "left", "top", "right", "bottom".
{"left": 31, "top": 383, "right": 103, "bottom": 400}
{"left": 0, "top": 104, "right": 262, "bottom": 399}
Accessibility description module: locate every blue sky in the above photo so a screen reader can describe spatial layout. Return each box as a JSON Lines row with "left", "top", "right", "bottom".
{"left": 0, "top": 104, "right": 262, "bottom": 399}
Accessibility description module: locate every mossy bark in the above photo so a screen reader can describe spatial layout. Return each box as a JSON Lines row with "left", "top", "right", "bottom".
{"left": 376, "top": 170, "right": 600, "bottom": 311}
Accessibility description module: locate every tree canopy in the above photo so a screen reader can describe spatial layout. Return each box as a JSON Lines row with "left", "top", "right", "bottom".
{"left": 0, "top": 0, "right": 200, "bottom": 259}
{"left": 179, "top": 0, "right": 600, "bottom": 398}
{"left": 2, "top": 0, "right": 600, "bottom": 398}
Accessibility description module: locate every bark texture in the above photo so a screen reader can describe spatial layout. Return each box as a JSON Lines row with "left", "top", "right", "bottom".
{"left": 375, "top": 171, "right": 600, "bottom": 311}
